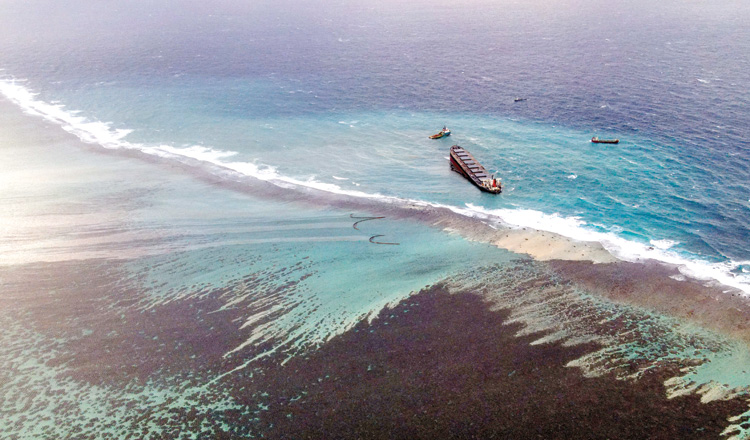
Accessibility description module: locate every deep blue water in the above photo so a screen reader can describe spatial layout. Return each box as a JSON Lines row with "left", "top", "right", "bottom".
{"left": 2, "top": 0, "right": 749, "bottom": 290}
{"left": 3, "top": 1, "right": 750, "bottom": 437}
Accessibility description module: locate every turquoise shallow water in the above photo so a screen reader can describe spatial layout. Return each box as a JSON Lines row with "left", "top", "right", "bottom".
{"left": 1, "top": 0, "right": 748, "bottom": 290}
{"left": 2, "top": 75, "right": 748, "bottom": 293}
{"left": 3, "top": 0, "right": 750, "bottom": 437}
{"left": 0, "top": 94, "right": 508, "bottom": 357}
{"left": 0, "top": 102, "right": 527, "bottom": 437}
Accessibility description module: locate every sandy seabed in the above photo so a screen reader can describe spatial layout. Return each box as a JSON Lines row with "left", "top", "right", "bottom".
{"left": 3, "top": 95, "right": 750, "bottom": 439}
{"left": 248, "top": 287, "right": 746, "bottom": 439}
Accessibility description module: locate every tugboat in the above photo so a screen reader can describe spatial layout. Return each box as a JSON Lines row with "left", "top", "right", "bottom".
{"left": 591, "top": 137, "right": 619, "bottom": 144}
{"left": 429, "top": 126, "right": 451, "bottom": 139}
{"left": 449, "top": 145, "right": 501, "bottom": 194}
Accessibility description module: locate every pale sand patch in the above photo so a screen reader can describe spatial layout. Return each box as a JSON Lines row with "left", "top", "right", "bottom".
{"left": 549, "top": 259, "right": 750, "bottom": 346}
{"left": 492, "top": 228, "right": 618, "bottom": 264}
{"left": 425, "top": 210, "right": 618, "bottom": 265}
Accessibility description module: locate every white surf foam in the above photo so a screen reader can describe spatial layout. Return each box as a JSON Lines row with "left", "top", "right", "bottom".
{"left": 461, "top": 203, "right": 750, "bottom": 295}
{"left": 650, "top": 239, "right": 678, "bottom": 250}
{"left": 0, "top": 78, "right": 133, "bottom": 148}
{"left": 3, "top": 77, "right": 749, "bottom": 296}
{"left": 0, "top": 78, "right": 392, "bottom": 200}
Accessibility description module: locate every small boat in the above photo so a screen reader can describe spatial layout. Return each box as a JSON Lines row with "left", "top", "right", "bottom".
{"left": 449, "top": 145, "right": 501, "bottom": 194}
{"left": 591, "top": 137, "right": 619, "bottom": 144}
{"left": 429, "top": 126, "right": 451, "bottom": 139}
{"left": 514, "top": 97, "right": 526, "bottom": 102}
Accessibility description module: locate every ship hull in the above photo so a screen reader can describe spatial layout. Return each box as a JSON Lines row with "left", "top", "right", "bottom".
{"left": 449, "top": 145, "right": 501, "bottom": 194}
{"left": 430, "top": 131, "right": 451, "bottom": 139}
{"left": 591, "top": 137, "right": 619, "bottom": 144}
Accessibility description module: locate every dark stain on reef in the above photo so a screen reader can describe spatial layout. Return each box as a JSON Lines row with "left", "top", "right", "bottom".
{"left": 250, "top": 285, "right": 745, "bottom": 439}
{"left": 548, "top": 259, "right": 750, "bottom": 345}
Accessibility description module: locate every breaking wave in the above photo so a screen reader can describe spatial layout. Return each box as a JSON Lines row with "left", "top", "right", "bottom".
{"left": 2, "top": 77, "right": 749, "bottom": 295}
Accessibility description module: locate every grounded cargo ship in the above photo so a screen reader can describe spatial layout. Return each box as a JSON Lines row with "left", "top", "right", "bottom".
{"left": 449, "top": 145, "right": 501, "bottom": 194}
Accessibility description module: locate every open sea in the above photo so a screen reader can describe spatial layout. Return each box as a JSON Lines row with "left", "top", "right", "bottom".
{"left": 2, "top": 0, "right": 750, "bottom": 438}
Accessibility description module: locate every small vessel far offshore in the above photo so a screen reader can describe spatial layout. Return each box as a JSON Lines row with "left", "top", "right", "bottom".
{"left": 429, "top": 126, "right": 451, "bottom": 139}
{"left": 449, "top": 145, "right": 501, "bottom": 194}
{"left": 591, "top": 136, "right": 619, "bottom": 144}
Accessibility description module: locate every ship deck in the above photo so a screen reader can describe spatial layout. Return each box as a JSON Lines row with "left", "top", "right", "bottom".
{"left": 449, "top": 145, "right": 501, "bottom": 194}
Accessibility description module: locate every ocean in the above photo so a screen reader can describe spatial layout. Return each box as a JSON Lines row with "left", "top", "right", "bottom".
{"left": 2, "top": 0, "right": 750, "bottom": 438}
